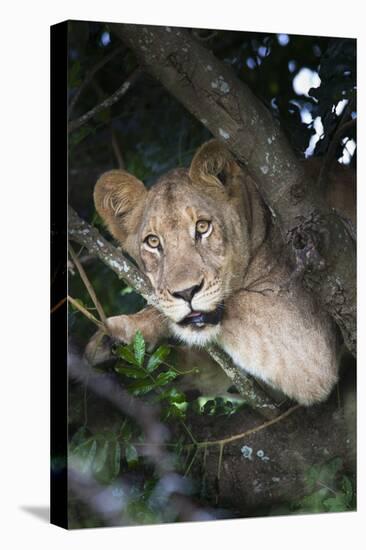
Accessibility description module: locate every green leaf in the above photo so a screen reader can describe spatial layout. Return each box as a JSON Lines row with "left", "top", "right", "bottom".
{"left": 82, "top": 440, "right": 97, "bottom": 473}
{"left": 305, "top": 466, "right": 320, "bottom": 492}
{"left": 341, "top": 476, "right": 354, "bottom": 505}
{"left": 69, "top": 60, "right": 81, "bottom": 87}
{"left": 69, "top": 426, "right": 89, "bottom": 449}
{"left": 113, "top": 442, "right": 121, "bottom": 478}
{"left": 120, "top": 286, "right": 134, "bottom": 296}
{"left": 69, "top": 297, "right": 86, "bottom": 311}
{"left": 133, "top": 331, "right": 145, "bottom": 366}
{"left": 157, "top": 387, "right": 186, "bottom": 404}
{"left": 305, "top": 458, "right": 343, "bottom": 492}
{"left": 323, "top": 493, "right": 349, "bottom": 512}
{"left": 116, "top": 346, "right": 139, "bottom": 366}
{"left": 120, "top": 421, "right": 132, "bottom": 441}
{"left": 128, "top": 379, "right": 155, "bottom": 396}
{"left": 296, "top": 488, "right": 328, "bottom": 513}
{"left": 93, "top": 440, "right": 110, "bottom": 474}
{"left": 114, "top": 364, "right": 147, "bottom": 379}
{"left": 146, "top": 346, "right": 171, "bottom": 372}
{"left": 125, "top": 443, "right": 139, "bottom": 467}
{"left": 323, "top": 457, "right": 343, "bottom": 481}
{"left": 202, "top": 399, "right": 216, "bottom": 415}
{"left": 164, "top": 403, "right": 185, "bottom": 420}
{"left": 155, "top": 371, "right": 178, "bottom": 387}
{"left": 69, "top": 126, "right": 94, "bottom": 148}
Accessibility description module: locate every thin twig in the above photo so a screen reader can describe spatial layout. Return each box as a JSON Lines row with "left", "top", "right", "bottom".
{"left": 184, "top": 447, "right": 200, "bottom": 477}
{"left": 69, "top": 244, "right": 108, "bottom": 326}
{"left": 111, "top": 127, "right": 125, "bottom": 169}
{"left": 68, "top": 45, "right": 124, "bottom": 116}
{"left": 68, "top": 68, "right": 141, "bottom": 133}
{"left": 51, "top": 296, "right": 67, "bottom": 314}
{"left": 131, "top": 405, "right": 301, "bottom": 451}
{"left": 193, "top": 404, "right": 301, "bottom": 448}
{"left": 67, "top": 296, "right": 104, "bottom": 328}
{"left": 217, "top": 443, "right": 224, "bottom": 479}
{"left": 179, "top": 420, "right": 198, "bottom": 446}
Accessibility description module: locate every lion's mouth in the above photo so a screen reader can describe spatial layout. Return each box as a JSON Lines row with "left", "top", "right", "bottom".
{"left": 178, "top": 304, "right": 224, "bottom": 329}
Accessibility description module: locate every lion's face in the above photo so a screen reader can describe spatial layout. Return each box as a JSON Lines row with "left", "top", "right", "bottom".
{"left": 94, "top": 141, "right": 263, "bottom": 345}
{"left": 137, "top": 171, "right": 236, "bottom": 345}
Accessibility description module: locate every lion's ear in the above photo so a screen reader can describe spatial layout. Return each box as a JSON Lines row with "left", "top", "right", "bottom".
{"left": 94, "top": 170, "right": 147, "bottom": 243}
{"left": 189, "top": 140, "right": 236, "bottom": 189}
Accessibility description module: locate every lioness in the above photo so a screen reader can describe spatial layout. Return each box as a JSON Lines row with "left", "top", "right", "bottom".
{"left": 88, "top": 140, "right": 339, "bottom": 405}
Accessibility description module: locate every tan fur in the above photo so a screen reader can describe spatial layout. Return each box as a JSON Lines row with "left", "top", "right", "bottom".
{"left": 90, "top": 140, "right": 344, "bottom": 405}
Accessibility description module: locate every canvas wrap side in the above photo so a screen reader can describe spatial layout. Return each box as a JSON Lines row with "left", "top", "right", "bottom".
{"left": 50, "top": 20, "right": 68, "bottom": 530}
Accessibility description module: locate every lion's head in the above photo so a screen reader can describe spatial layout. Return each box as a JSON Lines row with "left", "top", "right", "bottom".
{"left": 94, "top": 140, "right": 267, "bottom": 345}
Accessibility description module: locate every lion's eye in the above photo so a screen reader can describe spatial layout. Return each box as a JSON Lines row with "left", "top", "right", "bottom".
{"left": 145, "top": 234, "right": 161, "bottom": 249}
{"left": 195, "top": 220, "right": 211, "bottom": 236}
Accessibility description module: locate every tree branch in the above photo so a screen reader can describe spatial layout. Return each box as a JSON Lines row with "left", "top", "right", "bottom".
{"left": 68, "top": 68, "right": 141, "bottom": 133}
{"left": 68, "top": 206, "right": 280, "bottom": 418}
{"left": 110, "top": 23, "right": 356, "bottom": 355}
{"left": 67, "top": 295, "right": 103, "bottom": 328}
{"left": 68, "top": 206, "right": 154, "bottom": 302}
{"left": 68, "top": 44, "right": 124, "bottom": 116}
{"left": 205, "top": 345, "right": 278, "bottom": 415}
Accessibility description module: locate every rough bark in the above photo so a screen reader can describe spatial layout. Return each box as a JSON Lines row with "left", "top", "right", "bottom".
{"left": 110, "top": 23, "right": 356, "bottom": 356}
{"left": 68, "top": 206, "right": 154, "bottom": 302}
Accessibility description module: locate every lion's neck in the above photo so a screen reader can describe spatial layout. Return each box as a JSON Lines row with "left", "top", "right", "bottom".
{"left": 239, "top": 176, "right": 286, "bottom": 291}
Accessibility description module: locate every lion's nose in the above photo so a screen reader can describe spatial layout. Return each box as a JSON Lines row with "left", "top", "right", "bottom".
{"left": 171, "top": 281, "right": 203, "bottom": 303}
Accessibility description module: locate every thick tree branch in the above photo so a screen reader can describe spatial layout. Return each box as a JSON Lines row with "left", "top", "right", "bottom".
{"left": 68, "top": 206, "right": 280, "bottom": 418}
{"left": 68, "top": 206, "right": 153, "bottom": 301}
{"left": 205, "top": 345, "right": 278, "bottom": 415}
{"left": 111, "top": 24, "right": 356, "bottom": 355}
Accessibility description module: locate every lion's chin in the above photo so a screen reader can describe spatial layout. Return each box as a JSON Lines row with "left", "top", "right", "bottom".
{"left": 169, "top": 322, "right": 222, "bottom": 347}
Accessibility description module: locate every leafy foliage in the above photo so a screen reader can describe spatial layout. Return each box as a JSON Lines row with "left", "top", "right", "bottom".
{"left": 68, "top": 331, "right": 251, "bottom": 525}
{"left": 69, "top": 333, "right": 187, "bottom": 482}
{"left": 113, "top": 333, "right": 181, "bottom": 403}
{"left": 271, "top": 458, "right": 356, "bottom": 515}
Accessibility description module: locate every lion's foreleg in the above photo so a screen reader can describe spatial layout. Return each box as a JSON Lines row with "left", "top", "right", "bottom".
{"left": 85, "top": 306, "right": 169, "bottom": 365}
